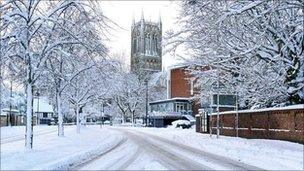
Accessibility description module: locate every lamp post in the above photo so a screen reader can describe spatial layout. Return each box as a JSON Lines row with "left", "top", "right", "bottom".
{"left": 141, "top": 68, "right": 160, "bottom": 126}
{"left": 142, "top": 69, "right": 155, "bottom": 126}
{"left": 145, "top": 79, "right": 148, "bottom": 126}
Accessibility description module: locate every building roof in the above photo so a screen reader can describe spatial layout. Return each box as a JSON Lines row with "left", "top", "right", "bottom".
{"left": 149, "top": 97, "right": 192, "bottom": 105}
{"left": 167, "top": 63, "right": 189, "bottom": 70}
{"left": 1, "top": 108, "right": 20, "bottom": 116}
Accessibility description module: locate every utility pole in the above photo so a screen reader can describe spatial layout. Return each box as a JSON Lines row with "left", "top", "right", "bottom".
{"left": 9, "top": 79, "right": 13, "bottom": 126}
{"left": 209, "top": 103, "right": 212, "bottom": 137}
{"left": 216, "top": 70, "right": 220, "bottom": 139}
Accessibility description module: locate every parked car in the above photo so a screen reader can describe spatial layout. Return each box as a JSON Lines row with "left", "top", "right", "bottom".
{"left": 172, "top": 120, "right": 192, "bottom": 129}
{"left": 48, "top": 118, "right": 56, "bottom": 125}
{"left": 103, "top": 120, "right": 112, "bottom": 126}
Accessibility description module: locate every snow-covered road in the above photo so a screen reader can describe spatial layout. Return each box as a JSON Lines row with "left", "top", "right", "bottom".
{"left": 76, "top": 128, "right": 261, "bottom": 170}
{"left": 1, "top": 125, "right": 302, "bottom": 170}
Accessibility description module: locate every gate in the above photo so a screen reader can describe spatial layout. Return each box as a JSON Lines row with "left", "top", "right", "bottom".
{"left": 196, "top": 109, "right": 209, "bottom": 133}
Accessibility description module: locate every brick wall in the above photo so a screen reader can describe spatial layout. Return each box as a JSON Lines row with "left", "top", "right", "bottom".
{"left": 0, "top": 115, "right": 25, "bottom": 126}
{"left": 170, "top": 67, "right": 202, "bottom": 115}
{"left": 0, "top": 116, "right": 8, "bottom": 127}
{"left": 197, "top": 106, "right": 304, "bottom": 143}
{"left": 170, "top": 68, "right": 191, "bottom": 98}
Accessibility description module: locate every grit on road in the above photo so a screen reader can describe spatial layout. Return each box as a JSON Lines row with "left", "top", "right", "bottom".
{"left": 75, "top": 127, "right": 262, "bottom": 170}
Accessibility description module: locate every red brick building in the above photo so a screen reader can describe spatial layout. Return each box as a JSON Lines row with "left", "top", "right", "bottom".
{"left": 167, "top": 66, "right": 200, "bottom": 115}
{"left": 149, "top": 65, "right": 198, "bottom": 127}
{"left": 169, "top": 67, "right": 192, "bottom": 98}
{"left": 149, "top": 64, "right": 236, "bottom": 127}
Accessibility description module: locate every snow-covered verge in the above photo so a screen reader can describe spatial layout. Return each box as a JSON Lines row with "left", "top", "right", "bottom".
{"left": 1, "top": 126, "right": 123, "bottom": 170}
{"left": 123, "top": 126, "right": 304, "bottom": 170}
{"left": 1, "top": 125, "right": 58, "bottom": 139}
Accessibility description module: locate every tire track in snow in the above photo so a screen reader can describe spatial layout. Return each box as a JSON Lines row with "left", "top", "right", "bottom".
{"left": 73, "top": 137, "right": 130, "bottom": 170}
{"left": 122, "top": 129, "right": 212, "bottom": 170}
{"left": 126, "top": 129, "right": 264, "bottom": 170}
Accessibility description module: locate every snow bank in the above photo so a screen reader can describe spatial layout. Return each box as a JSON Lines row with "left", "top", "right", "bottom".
{"left": 124, "top": 127, "right": 304, "bottom": 170}
{"left": 211, "top": 104, "right": 304, "bottom": 115}
{"left": 1, "top": 126, "right": 123, "bottom": 170}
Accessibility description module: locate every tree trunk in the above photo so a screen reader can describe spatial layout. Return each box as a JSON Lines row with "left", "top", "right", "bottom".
{"left": 122, "top": 113, "right": 126, "bottom": 123}
{"left": 76, "top": 104, "right": 80, "bottom": 134}
{"left": 25, "top": 82, "right": 33, "bottom": 149}
{"left": 132, "top": 111, "right": 135, "bottom": 126}
{"left": 131, "top": 114, "right": 134, "bottom": 126}
{"left": 57, "top": 90, "right": 64, "bottom": 136}
{"left": 25, "top": 15, "right": 33, "bottom": 149}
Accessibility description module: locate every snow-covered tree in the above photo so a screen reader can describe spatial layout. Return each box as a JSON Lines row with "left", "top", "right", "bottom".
{"left": 1, "top": 0, "right": 111, "bottom": 148}
{"left": 104, "top": 63, "right": 144, "bottom": 124}
{"left": 149, "top": 71, "right": 168, "bottom": 102}
{"left": 167, "top": 0, "right": 304, "bottom": 108}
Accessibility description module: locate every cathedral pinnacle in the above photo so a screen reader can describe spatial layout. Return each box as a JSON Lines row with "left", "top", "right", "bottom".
{"left": 141, "top": 8, "right": 144, "bottom": 21}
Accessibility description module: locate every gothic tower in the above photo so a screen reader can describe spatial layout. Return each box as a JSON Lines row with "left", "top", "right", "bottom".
{"left": 131, "top": 12, "right": 162, "bottom": 75}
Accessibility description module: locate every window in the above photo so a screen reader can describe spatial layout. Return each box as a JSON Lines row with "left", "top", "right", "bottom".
{"left": 190, "top": 80, "right": 194, "bottom": 95}
{"left": 43, "top": 113, "right": 48, "bottom": 118}
{"left": 175, "top": 102, "right": 185, "bottom": 112}
{"left": 212, "top": 94, "right": 236, "bottom": 106}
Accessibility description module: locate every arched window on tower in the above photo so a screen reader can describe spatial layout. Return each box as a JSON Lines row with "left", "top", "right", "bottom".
{"left": 136, "top": 32, "right": 140, "bottom": 53}
{"left": 151, "top": 34, "right": 154, "bottom": 55}
{"left": 133, "top": 38, "right": 136, "bottom": 53}
{"left": 145, "top": 34, "right": 149, "bottom": 55}
{"left": 153, "top": 34, "right": 157, "bottom": 55}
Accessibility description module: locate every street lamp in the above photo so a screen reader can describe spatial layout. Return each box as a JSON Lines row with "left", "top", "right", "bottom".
{"left": 145, "top": 79, "right": 148, "bottom": 126}
{"left": 211, "top": 69, "right": 221, "bottom": 138}
{"left": 142, "top": 68, "right": 158, "bottom": 126}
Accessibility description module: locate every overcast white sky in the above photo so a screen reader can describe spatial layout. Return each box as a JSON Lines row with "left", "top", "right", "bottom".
{"left": 101, "top": 1, "right": 182, "bottom": 70}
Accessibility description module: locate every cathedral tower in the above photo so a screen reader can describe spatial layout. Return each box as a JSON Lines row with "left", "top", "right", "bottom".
{"left": 131, "top": 12, "right": 162, "bottom": 75}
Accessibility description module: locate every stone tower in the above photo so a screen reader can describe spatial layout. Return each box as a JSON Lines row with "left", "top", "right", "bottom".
{"left": 130, "top": 11, "right": 162, "bottom": 75}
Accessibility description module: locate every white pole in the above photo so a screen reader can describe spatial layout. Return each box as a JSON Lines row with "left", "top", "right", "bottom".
{"left": 236, "top": 92, "right": 239, "bottom": 137}
{"left": 216, "top": 70, "right": 220, "bottom": 138}
{"left": 209, "top": 104, "right": 212, "bottom": 137}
